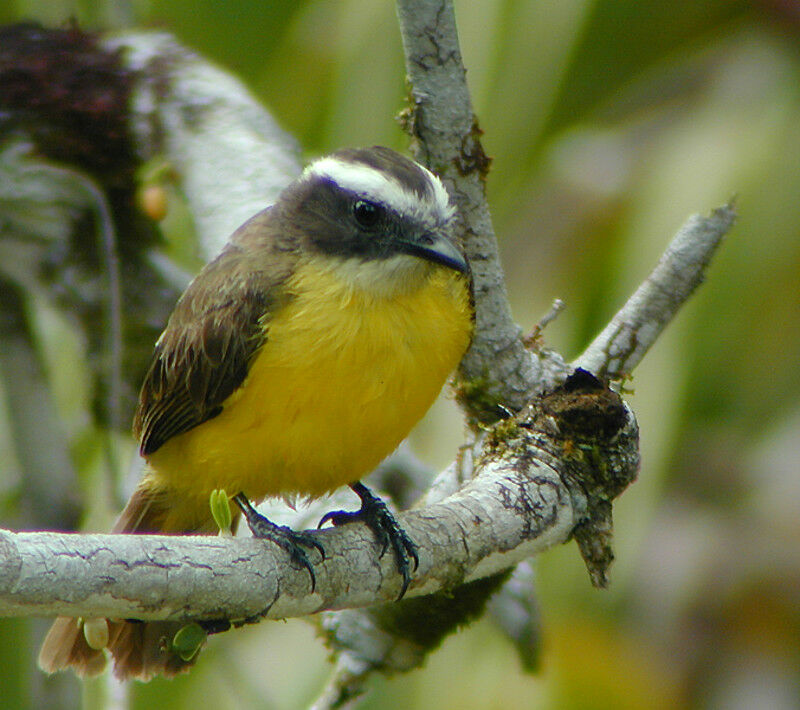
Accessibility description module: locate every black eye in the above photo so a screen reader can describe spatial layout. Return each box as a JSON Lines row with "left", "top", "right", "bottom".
{"left": 353, "top": 200, "right": 383, "bottom": 229}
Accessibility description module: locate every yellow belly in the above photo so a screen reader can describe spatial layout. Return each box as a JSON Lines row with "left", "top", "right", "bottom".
{"left": 147, "top": 260, "right": 472, "bottom": 506}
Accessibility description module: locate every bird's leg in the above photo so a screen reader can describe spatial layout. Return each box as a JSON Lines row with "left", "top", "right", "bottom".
{"left": 318, "top": 482, "right": 419, "bottom": 599}
{"left": 234, "top": 493, "right": 325, "bottom": 592}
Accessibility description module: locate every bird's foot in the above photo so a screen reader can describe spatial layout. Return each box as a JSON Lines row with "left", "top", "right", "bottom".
{"left": 318, "top": 482, "right": 418, "bottom": 599}
{"left": 234, "top": 493, "right": 325, "bottom": 592}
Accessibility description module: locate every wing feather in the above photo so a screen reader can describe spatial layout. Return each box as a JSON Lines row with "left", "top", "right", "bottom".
{"left": 133, "top": 209, "right": 295, "bottom": 457}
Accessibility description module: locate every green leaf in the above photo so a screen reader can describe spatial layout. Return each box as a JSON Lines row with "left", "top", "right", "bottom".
{"left": 171, "top": 623, "right": 207, "bottom": 662}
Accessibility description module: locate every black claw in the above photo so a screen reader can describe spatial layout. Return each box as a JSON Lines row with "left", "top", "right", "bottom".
{"left": 317, "top": 509, "right": 348, "bottom": 529}
{"left": 318, "top": 482, "right": 418, "bottom": 599}
{"left": 234, "top": 493, "right": 324, "bottom": 592}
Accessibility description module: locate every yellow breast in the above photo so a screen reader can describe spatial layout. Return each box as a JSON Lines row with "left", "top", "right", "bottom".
{"left": 148, "top": 258, "right": 472, "bottom": 504}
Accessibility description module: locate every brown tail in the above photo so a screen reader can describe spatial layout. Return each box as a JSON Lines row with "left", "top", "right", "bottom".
{"left": 38, "top": 480, "right": 228, "bottom": 681}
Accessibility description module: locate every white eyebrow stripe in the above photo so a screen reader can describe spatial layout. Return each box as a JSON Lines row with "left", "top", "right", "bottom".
{"left": 302, "top": 157, "right": 454, "bottom": 225}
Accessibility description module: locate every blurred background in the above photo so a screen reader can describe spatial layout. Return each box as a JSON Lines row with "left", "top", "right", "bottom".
{"left": 1, "top": 1, "right": 799, "bottom": 708}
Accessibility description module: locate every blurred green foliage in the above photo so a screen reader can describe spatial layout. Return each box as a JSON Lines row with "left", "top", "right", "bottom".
{"left": 2, "top": 1, "right": 799, "bottom": 709}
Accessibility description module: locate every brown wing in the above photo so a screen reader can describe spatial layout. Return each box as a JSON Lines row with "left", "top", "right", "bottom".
{"left": 133, "top": 209, "right": 296, "bottom": 457}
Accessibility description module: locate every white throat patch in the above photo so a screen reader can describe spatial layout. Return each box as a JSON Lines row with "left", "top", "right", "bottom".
{"left": 319, "top": 253, "right": 430, "bottom": 299}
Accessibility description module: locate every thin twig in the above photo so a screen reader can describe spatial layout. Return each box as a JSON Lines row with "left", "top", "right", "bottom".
{"left": 574, "top": 204, "right": 736, "bottom": 378}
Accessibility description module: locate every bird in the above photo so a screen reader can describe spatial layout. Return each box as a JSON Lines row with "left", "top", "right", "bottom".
{"left": 38, "top": 145, "right": 474, "bottom": 681}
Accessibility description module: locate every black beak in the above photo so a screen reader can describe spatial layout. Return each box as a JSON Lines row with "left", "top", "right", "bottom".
{"left": 396, "top": 229, "right": 469, "bottom": 274}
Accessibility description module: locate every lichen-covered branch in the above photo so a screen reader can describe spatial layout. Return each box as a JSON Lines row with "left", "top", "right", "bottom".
{"left": 0, "top": 373, "right": 635, "bottom": 622}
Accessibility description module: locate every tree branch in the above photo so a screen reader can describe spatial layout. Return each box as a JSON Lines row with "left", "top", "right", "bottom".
{"left": 397, "top": 0, "right": 565, "bottom": 422}
{"left": 1, "top": 370, "right": 637, "bottom": 620}
{"left": 102, "top": 31, "right": 302, "bottom": 259}
{"left": 574, "top": 203, "right": 736, "bottom": 378}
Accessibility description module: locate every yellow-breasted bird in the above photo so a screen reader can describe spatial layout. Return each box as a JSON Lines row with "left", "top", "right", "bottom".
{"left": 38, "top": 146, "right": 474, "bottom": 680}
